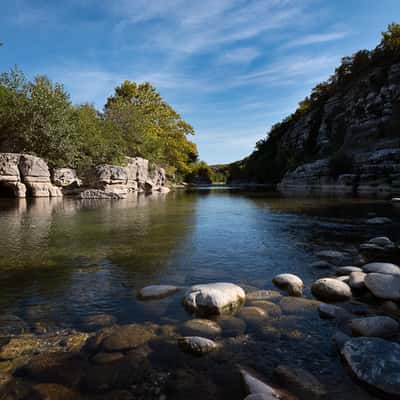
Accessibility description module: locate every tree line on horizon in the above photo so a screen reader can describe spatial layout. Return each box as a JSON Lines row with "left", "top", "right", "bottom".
{"left": 0, "top": 68, "right": 212, "bottom": 182}
{"left": 227, "top": 23, "right": 400, "bottom": 184}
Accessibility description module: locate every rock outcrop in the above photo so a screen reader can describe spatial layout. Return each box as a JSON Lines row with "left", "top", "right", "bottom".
{"left": 82, "top": 157, "right": 169, "bottom": 198}
{"left": 0, "top": 153, "right": 169, "bottom": 198}
{"left": 0, "top": 153, "right": 62, "bottom": 198}
{"left": 277, "top": 63, "right": 400, "bottom": 195}
{"left": 227, "top": 59, "right": 400, "bottom": 194}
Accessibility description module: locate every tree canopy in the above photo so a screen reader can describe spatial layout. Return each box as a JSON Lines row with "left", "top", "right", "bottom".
{"left": 0, "top": 70, "right": 200, "bottom": 179}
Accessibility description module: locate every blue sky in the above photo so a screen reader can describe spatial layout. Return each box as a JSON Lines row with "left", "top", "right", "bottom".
{"left": 1, "top": 1, "right": 399, "bottom": 164}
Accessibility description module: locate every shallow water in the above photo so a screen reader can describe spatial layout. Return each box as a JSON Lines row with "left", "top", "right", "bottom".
{"left": 0, "top": 188, "right": 399, "bottom": 398}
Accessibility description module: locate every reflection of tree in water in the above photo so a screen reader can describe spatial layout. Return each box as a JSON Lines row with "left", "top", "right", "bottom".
{"left": 0, "top": 192, "right": 197, "bottom": 325}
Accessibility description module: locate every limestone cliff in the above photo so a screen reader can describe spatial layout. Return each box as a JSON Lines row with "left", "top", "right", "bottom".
{"left": 230, "top": 55, "right": 400, "bottom": 196}
{"left": 278, "top": 62, "right": 400, "bottom": 195}
{"left": 0, "top": 154, "right": 169, "bottom": 198}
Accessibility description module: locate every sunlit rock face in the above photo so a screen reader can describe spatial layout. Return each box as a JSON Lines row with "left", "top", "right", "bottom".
{"left": 277, "top": 63, "right": 400, "bottom": 195}
{"left": 0, "top": 153, "right": 62, "bottom": 198}
{"left": 82, "top": 157, "right": 168, "bottom": 198}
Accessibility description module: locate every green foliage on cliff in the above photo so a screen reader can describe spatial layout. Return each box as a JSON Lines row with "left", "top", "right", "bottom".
{"left": 229, "top": 23, "right": 400, "bottom": 184}
{"left": 0, "top": 70, "right": 200, "bottom": 177}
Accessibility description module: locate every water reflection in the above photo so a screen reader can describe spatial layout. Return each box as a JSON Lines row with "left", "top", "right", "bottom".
{"left": 0, "top": 189, "right": 398, "bottom": 327}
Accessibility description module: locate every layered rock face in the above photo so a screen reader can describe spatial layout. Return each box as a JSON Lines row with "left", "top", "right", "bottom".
{"left": 83, "top": 157, "right": 168, "bottom": 199}
{"left": 0, "top": 154, "right": 168, "bottom": 198}
{"left": 0, "top": 153, "right": 62, "bottom": 198}
{"left": 278, "top": 63, "right": 400, "bottom": 195}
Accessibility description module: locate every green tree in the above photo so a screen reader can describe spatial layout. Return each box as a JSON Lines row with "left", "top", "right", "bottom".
{"left": 380, "top": 22, "right": 400, "bottom": 53}
{"left": 72, "top": 104, "right": 127, "bottom": 171}
{"left": 105, "top": 80, "right": 198, "bottom": 176}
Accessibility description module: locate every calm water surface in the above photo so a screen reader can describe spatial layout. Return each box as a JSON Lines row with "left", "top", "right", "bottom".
{"left": 0, "top": 188, "right": 399, "bottom": 398}
{"left": 0, "top": 189, "right": 398, "bottom": 325}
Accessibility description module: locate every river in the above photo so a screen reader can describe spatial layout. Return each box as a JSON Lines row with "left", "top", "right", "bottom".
{"left": 0, "top": 188, "right": 398, "bottom": 399}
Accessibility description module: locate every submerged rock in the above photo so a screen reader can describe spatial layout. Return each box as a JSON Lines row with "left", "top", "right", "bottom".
{"left": 219, "top": 316, "right": 247, "bottom": 337}
{"left": 100, "top": 324, "right": 156, "bottom": 352}
{"left": 81, "top": 314, "right": 116, "bottom": 331}
{"left": 279, "top": 297, "right": 320, "bottom": 314}
{"left": 336, "top": 266, "right": 362, "bottom": 276}
{"left": 311, "top": 278, "right": 352, "bottom": 302}
{"left": 341, "top": 337, "right": 400, "bottom": 397}
{"left": 272, "top": 273, "right": 303, "bottom": 296}
{"left": 362, "top": 262, "right": 400, "bottom": 275}
{"left": 310, "top": 261, "right": 334, "bottom": 269}
{"left": 178, "top": 336, "right": 218, "bottom": 355}
{"left": 91, "top": 351, "right": 124, "bottom": 364}
{"left": 315, "top": 250, "right": 349, "bottom": 265}
{"left": 274, "top": 365, "right": 326, "bottom": 400}
{"left": 350, "top": 316, "right": 399, "bottom": 338}
{"left": 332, "top": 331, "right": 351, "bottom": 351}
{"left": 138, "top": 285, "right": 181, "bottom": 300}
{"left": 246, "top": 290, "right": 282, "bottom": 302}
{"left": 183, "top": 282, "right": 245, "bottom": 316}
{"left": 180, "top": 319, "right": 222, "bottom": 339}
{"left": 247, "top": 301, "right": 282, "bottom": 317}
{"left": 237, "top": 307, "right": 267, "bottom": 325}
{"left": 364, "top": 273, "right": 400, "bottom": 300}
{"left": 78, "top": 189, "right": 124, "bottom": 199}
{"left": 318, "top": 303, "right": 350, "bottom": 320}
{"left": 33, "top": 383, "right": 80, "bottom": 400}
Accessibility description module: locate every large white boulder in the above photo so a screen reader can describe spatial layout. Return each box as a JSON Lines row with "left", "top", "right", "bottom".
{"left": 311, "top": 278, "right": 352, "bottom": 301}
{"left": 183, "top": 283, "right": 245, "bottom": 316}
{"left": 272, "top": 273, "right": 303, "bottom": 296}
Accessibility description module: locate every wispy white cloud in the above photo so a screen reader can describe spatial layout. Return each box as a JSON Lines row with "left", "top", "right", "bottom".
{"left": 217, "top": 47, "right": 261, "bottom": 64}
{"left": 283, "top": 31, "right": 348, "bottom": 48}
{"left": 235, "top": 54, "right": 340, "bottom": 86}
{"left": 111, "top": 0, "right": 312, "bottom": 55}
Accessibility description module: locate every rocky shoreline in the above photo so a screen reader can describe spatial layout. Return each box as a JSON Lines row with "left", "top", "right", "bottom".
{"left": 1, "top": 232, "right": 400, "bottom": 399}
{"left": 0, "top": 153, "right": 170, "bottom": 199}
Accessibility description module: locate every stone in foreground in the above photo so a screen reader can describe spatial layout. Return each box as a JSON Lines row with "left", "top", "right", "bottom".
{"left": 364, "top": 273, "right": 400, "bottom": 300}
{"left": 366, "top": 217, "right": 392, "bottom": 225}
{"left": 138, "top": 285, "right": 181, "bottom": 300}
{"left": 362, "top": 262, "right": 400, "bottom": 275}
{"left": 274, "top": 365, "right": 326, "bottom": 400}
{"left": 178, "top": 336, "right": 218, "bottom": 355}
{"left": 180, "top": 319, "right": 222, "bottom": 339}
{"left": 272, "top": 273, "right": 303, "bottom": 296}
{"left": 350, "top": 316, "right": 399, "bottom": 338}
{"left": 341, "top": 337, "right": 400, "bottom": 397}
{"left": 240, "top": 368, "right": 281, "bottom": 399}
{"left": 348, "top": 271, "right": 367, "bottom": 290}
{"left": 311, "top": 278, "right": 352, "bottom": 302}
{"left": 100, "top": 324, "right": 155, "bottom": 352}
{"left": 318, "top": 303, "right": 350, "bottom": 320}
{"left": 367, "top": 236, "right": 393, "bottom": 247}
{"left": 183, "top": 282, "right": 245, "bottom": 316}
